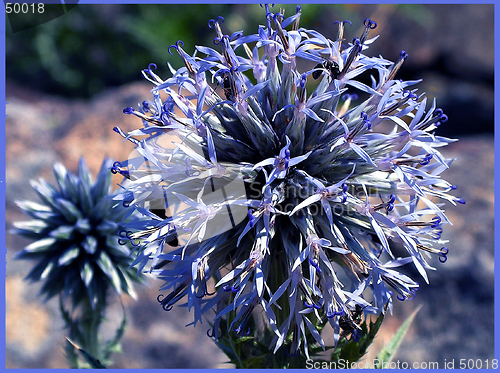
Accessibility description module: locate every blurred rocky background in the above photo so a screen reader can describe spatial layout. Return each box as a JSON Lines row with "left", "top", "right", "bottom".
{"left": 6, "top": 4, "right": 493, "bottom": 369}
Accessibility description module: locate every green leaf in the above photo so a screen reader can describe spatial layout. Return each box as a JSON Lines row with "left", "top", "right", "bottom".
{"left": 12, "top": 219, "right": 48, "bottom": 234}
{"left": 86, "top": 279, "right": 100, "bottom": 310}
{"left": 235, "top": 336, "right": 255, "bottom": 345}
{"left": 96, "top": 220, "right": 119, "bottom": 236}
{"left": 77, "top": 157, "right": 93, "bottom": 187}
{"left": 17, "top": 206, "right": 60, "bottom": 222}
{"left": 375, "top": 305, "right": 421, "bottom": 368}
{"left": 54, "top": 198, "right": 83, "bottom": 223}
{"left": 40, "top": 259, "right": 57, "bottom": 280}
{"left": 80, "top": 260, "right": 94, "bottom": 287}
{"left": 30, "top": 179, "right": 59, "bottom": 207}
{"left": 64, "top": 173, "right": 80, "bottom": 204}
{"left": 66, "top": 338, "right": 106, "bottom": 369}
{"left": 103, "top": 303, "right": 127, "bottom": 361}
{"left": 331, "top": 309, "right": 386, "bottom": 364}
{"left": 78, "top": 179, "right": 93, "bottom": 215}
{"left": 19, "top": 256, "right": 53, "bottom": 281}
{"left": 75, "top": 218, "right": 91, "bottom": 234}
{"left": 24, "top": 237, "right": 57, "bottom": 253}
{"left": 89, "top": 197, "right": 111, "bottom": 221}
{"left": 64, "top": 338, "right": 81, "bottom": 368}
{"left": 116, "top": 266, "right": 138, "bottom": 300}
{"left": 106, "top": 242, "right": 131, "bottom": 258}
{"left": 66, "top": 270, "right": 89, "bottom": 309}
{"left": 58, "top": 245, "right": 80, "bottom": 266}
{"left": 241, "top": 356, "right": 267, "bottom": 368}
{"left": 49, "top": 225, "right": 75, "bottom": 240}
{"left": 82, "top": 235, "right": 98, "bottom": 255}
{"left": 97, "top": 251, "right": 122, "bottom": 295}
{"left": 53, "top": 163, "right": 69, "bottom": 198}
{"left": 91, "top": 159, "right": 112, "bottom": 200}
{"left": 15, "top": 200, "right": 51, "bottom": 215}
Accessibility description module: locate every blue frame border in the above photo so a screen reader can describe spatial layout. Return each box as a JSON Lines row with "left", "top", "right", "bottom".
{"left": 2, "top": 1, "right": 496, "bottom": 372}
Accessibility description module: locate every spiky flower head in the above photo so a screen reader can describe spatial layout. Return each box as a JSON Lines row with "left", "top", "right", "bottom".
{"left": 114, "top": 5, "right": 463, "bottom": 357}
{"left": 13, "top": 158, "right": 142, "bottom": 310}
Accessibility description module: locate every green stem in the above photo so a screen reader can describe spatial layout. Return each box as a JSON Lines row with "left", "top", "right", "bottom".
{"left": 80, "top": 298, "right": 104, "bottom": 360}
{"left": 228, "top": 334, "right": 244, "bottom": 369}
{"left": 61, "top": 295, "right": 106, "bottom": 367}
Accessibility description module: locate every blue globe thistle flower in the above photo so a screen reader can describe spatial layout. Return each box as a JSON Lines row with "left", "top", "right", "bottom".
{"left": 12, "top": 158, "right": 142, "bottom": 310}
{"left": 114, "top": 5, "right": 463, "bottom": 357}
